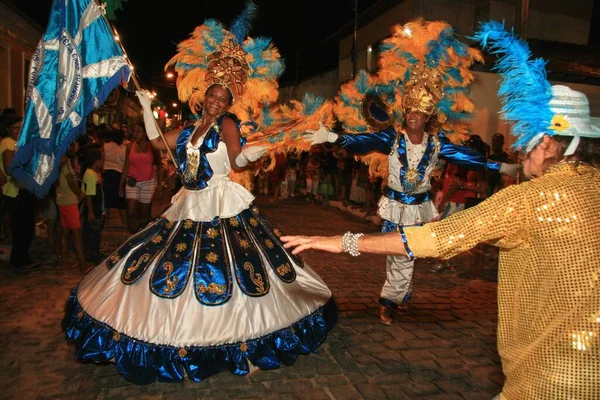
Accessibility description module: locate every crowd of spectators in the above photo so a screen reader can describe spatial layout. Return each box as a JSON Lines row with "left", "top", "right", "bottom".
{"left": 0, "top": 111, "right": 174, "bottom": 272}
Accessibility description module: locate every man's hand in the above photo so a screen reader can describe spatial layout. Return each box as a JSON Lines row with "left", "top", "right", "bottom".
{"left": 500, "top": 163, "right": 520, "bottom": 178}
{"left": 281, "top": 235, "right": 343, "bottom": 255}
{"left": 304, "top": 122, "right": 338, "bottom": 145}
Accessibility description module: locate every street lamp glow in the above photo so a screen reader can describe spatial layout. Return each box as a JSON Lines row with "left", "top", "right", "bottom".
{"left": 172, "top": 103, "right": 178, "bottom": 107}
{"left": 166, "top": 72, "right": 174, "bottom": 79}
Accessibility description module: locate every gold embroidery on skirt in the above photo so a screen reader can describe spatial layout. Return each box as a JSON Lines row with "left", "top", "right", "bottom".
{"left": 277, "top": 263, "right": 292, "bottom": 276}
{"left": 124, "top": 254, "right": 151, "bottom": 280}
{"left": 163, "top": 262, "right": 179, "bottom": 295}
{"left": 243, "top": 262, "right": 265, "bottom": 293}
{"left": 197, "top": 282, "right": 226, "bottom": 295}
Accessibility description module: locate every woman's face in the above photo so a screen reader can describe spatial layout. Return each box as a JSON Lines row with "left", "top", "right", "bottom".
{"left": 204, "top": 85, "right": 232, "bottom": 118}
{"left": 521, "top": 135, "right": 561, "bottom": 179}
{"left": 132, "top": 125, "right": 145, "bottom": 143}
{"left": 7, "top": 121, "right": 22, "bottom": 139}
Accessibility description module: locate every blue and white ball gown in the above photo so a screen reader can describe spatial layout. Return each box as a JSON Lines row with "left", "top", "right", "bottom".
{"left": 63, "top": 114, "right": 336, "bottom": 384}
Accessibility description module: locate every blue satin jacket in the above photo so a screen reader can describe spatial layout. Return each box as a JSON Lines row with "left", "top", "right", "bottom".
{"left": 335, "top": 127, "right": 500, "bottom": 172}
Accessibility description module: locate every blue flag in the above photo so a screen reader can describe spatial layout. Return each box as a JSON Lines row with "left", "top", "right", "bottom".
{"left": 10, "top": 0, "right": 131, "bottom": 198}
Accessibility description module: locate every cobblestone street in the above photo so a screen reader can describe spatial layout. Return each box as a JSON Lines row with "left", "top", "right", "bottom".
{"left": 0, "top": 194, "right": 503, "bottom": 400}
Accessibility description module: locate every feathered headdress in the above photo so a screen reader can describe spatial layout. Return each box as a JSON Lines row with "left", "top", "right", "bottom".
{"left": 471, "top": 20, "right": 600, "bottom": 154}
{"left": 333, "top": 19, "right": 483, "bottom": 178}
{"left": 165, "top": 1, "right": 284, "bottom": 128}
{"left": 165, "top": 2, "right": 335, "bottom": 188}
{"left": 378, "top": 19, "right": 482, "bottom": 135}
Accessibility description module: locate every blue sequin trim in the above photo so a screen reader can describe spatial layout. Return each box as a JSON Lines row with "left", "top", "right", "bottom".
{"left": 63, "top": 289, "right": 337, "bottom": 384}
{"left": 398, "top": 227, "right": 415, "bottom": 261}
{"left": 378, "top": 296, "right": 410, "bottom": 310}
{"left": 382, "top": 186, "right": 432, "bottom": 205}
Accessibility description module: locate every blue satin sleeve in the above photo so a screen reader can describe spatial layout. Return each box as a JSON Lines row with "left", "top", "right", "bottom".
{"left": 438, "top": 134, "right": 501, "bottom": 172}
{"left": 334, "top": 127, "right": 396, "bottom": 155}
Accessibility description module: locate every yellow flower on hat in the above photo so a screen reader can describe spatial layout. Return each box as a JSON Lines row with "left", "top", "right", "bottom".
{"left": 550, "top": 115, "right": 570, "bottom": 132}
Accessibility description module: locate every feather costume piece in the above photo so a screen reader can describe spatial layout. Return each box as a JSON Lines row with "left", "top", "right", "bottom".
{"left": 334, "top": 19, "right": 482, "bottom": 178}
{"left": 470, "top": 21, "right": 554, "bottom": 151}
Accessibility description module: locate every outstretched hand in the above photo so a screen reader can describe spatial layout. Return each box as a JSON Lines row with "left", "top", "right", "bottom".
{"left": 281, "top": 234, "right": 344, "bottom": 255}
{"left": 304, "top": 122, "right": 338, "bottom": 146}
{"left": 499, "top": 162, "right": 520, "bottom": 178}
{"left": 242, "top": 145, "right": 268, "bottom": 162}
{"left": 235, "top": 145, "right": 268, "bottom": 168}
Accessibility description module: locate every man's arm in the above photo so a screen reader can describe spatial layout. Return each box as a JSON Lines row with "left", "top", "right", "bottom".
{"left": 438, "top": 134, "right": 501, "bottom": 172}
{"left": 334, "top": 128, "right": 397, "bottom": 155}
{"left": 305, "top": 122, "right": 397, "bottom": 155}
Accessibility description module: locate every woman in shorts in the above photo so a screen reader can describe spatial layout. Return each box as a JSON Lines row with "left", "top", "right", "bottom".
{"left": 119, "top": 123, "right": 161, "bottom": 233}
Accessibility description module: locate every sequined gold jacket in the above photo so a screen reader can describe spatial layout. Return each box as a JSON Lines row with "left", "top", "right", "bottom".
{"left": 404, "top": 162, "right": 600, "bottom": 399}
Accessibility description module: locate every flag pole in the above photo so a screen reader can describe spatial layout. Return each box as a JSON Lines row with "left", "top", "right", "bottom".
{"left": 96, "top": 0, "right": 177, "bottom": 167}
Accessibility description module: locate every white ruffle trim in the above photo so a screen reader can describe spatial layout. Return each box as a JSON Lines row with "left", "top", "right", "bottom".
{"left": 162, "top": 178, "right": 255, "bottom": 222}
{"left": 377, "top": 196, "right": 439, "bottom": 226}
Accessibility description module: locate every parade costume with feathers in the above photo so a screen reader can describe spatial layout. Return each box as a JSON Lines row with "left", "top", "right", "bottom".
{"left": 63, "top": 3, "right": 336, "bottom": 384}
{"left": 327, "top": 20, "right": 501, "bottom": 312}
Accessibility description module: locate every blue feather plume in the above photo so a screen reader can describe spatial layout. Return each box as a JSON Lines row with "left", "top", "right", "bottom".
{"left": 245, "top": 37, "right": 285, "bottom": 79}
{"left": 261, "top": 102, "right": 274, "bottom": 126}
{"left": 301, "top": 93, "right": 325, "bottom": 115}
{"left": 470, "top": 20, "right": 553, "bottom": 150}
{"left": 355, "top": 70, "right": 369, "bottom": 93}
{"left": 229, "top": 1, "right": 258, "bottom": 44}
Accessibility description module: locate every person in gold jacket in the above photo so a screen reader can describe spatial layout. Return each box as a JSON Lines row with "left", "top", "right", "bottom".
{"left": 282, "top": 22, "right": 600, "bottom": 400}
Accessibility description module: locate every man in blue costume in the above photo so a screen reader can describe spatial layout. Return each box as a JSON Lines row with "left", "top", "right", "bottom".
{"left": 307, "top": 94, "right": 516, "bottom": 325}
{"left": 305, "top": 20, "right": 519, "bottom": 326}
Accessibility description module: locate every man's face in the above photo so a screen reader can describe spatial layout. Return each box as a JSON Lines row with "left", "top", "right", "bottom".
{"left": 492, "top": 134, "right": 504, "bottom": 152}
{"left": 405, "top": 110, "right": 427, "bottom": 131}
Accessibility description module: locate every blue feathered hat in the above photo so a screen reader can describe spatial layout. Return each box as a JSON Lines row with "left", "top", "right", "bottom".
{"left": 472, "top": 21, "right": 600, "bottom": 155}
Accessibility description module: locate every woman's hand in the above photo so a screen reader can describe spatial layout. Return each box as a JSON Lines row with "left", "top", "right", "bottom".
{"left": 281, "top": 235, "right": 343, "bottom": 255}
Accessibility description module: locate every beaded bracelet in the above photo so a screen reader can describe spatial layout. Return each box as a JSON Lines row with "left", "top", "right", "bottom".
{"left": 342, "top": 231, "right": 364, "bottom": 257}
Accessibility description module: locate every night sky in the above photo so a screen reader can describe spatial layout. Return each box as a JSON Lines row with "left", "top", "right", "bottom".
{"left": 10, "top": 0, "right": 364, "bottom": 103}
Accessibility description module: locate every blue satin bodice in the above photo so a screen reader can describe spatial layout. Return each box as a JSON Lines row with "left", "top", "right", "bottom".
{"left": 175, "top": 112, "right": 246, "bottom": 190}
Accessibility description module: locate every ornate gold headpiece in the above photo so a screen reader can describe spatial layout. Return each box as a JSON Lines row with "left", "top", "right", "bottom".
{"left": 401, "top": 63, "right": 443, "bottom": 116}
{"left": 205, "top": 41, "right": 251, "bottom": 97}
